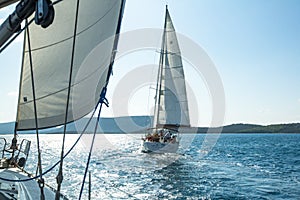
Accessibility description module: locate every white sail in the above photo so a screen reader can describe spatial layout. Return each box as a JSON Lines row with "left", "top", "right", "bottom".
{"left": 16, "top": 0, "right": 125, "bottom": 130}
{"left": 153, "top": 8, "right": 190, "bottom": 129}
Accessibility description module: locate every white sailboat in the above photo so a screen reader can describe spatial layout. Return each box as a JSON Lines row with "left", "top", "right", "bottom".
{"left": 141, "top": 6, "right": 190, "bottom": 153}
{"left": 0, "top": 0, "right": 126, "bottom": 199}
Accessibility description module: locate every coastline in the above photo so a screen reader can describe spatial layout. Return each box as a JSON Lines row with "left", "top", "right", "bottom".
{"left": 1, "top": 117, "right": 300, "bottom": 134}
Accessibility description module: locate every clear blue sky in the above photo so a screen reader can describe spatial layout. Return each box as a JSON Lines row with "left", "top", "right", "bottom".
{"left": 0, "top": 0, "right": 300, "bottom": 126}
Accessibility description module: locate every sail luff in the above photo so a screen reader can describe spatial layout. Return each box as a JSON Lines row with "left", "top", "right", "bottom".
{"left": 14, "top": 24, "right": 27, "bottom": 134}
{"left": 105, "top": 0, "right": 126, "bottom": 83}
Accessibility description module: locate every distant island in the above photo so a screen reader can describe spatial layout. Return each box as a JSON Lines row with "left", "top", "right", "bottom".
{"left": 197, "top": 123, "right": 300, "bottom": 133}
{"left": 0, "top": 116, "right": 299, "bottom": 134}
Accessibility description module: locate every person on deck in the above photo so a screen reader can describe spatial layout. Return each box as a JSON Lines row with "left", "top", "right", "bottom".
{"left": 163, "top": 131, "right": 171, "bottom": 142}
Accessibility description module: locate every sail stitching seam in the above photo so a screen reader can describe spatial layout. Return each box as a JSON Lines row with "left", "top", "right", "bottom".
{"left": 25, "top": 1, "right": 118, "bottom": 52}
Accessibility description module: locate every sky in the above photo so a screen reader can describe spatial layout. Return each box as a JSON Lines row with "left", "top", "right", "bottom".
{"left": 0, "top": 0, "right": 300, "bottom": 126}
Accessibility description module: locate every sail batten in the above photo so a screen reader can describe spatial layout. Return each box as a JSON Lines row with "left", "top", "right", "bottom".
{"left": 153, "top": 7, "right": 190, "bottom": 129}
{"left": 16, "top": 0, "right": 126, "bottom": 131}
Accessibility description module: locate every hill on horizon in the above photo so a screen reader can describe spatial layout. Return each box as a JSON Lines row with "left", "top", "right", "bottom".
{"left": 0, "top": 116, "right": 152, "bottom": 134}
{"left": 198, "top": 123, "right": 300, "bottom": 133}
{"left": 0, "top": 116, "right": 300, "bottom": 134}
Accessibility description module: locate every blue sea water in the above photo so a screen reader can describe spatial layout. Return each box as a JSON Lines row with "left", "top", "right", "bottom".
{"left": 1, "top": 133, "right": 300, "bottom": 199}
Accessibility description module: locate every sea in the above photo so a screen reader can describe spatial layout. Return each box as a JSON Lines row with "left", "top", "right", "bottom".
{"left": 1, "top": 133, "right": 299, "bottom": 200}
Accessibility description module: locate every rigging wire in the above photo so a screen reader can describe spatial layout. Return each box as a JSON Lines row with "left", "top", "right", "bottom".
{"left": 78, "top": 89, "right": 105, "bottom": 199}
{"left": 0, "top": 0, "right": 61, "bottom": 54}
{"left": 0, "top": 0, "right": 79, "bottom": 185}
{"left": 0, "top": 18, "right": 34, "bottom": 54}
{"left": 78, "top": 87, "right": 141, "bottom": 200}
{"left": 0, "top": 124, "right": 141, "bottom": 200}
{"left": 145, "top": 48, "right": 161, "bottom": 131}
{"left": 0, "top": 107, "right": 97, "bottom": 183}
{"left": 55, "top": 0, "right": 80, "bottom": 198}
{"left": 0, "top": 1, "right": 140, "bottom": 199}
{"left": 25, "top": 19, "right": 45, "bottom": 200}
{"left": 78, "top": 0, "right": 126, "bottom": 197}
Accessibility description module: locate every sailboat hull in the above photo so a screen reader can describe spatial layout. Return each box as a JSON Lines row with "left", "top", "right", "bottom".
{"left": 0, "top": 168, "right": 65, "bottom": 199}
{"left": 146, "top": 7, "right": 190, "bottom": 154}
{"left": 141, "top": 141, "right": 179, "bottom": 153}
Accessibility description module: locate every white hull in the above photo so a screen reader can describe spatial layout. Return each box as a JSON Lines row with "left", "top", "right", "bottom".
{"left": 141, "top": 141, "right": 179, "bottom": 153}
{"left": 0, "top": 168, "right": 65, "bottom": 200}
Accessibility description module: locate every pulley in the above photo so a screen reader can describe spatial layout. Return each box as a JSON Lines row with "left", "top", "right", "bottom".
{"left": 35, "top": 0, "right": 54, "bottom": 28}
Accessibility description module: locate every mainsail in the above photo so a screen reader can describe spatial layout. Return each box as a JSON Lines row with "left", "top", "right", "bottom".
{"left": 16, "top": 0, "right": 125, "bottom": 130}
{"left": 153, "top": 7, "right": 190, "bottom": 129}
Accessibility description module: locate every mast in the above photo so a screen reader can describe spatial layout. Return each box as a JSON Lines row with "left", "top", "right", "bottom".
{"left": 153, "top": 5, "right": 168, "bottom": 129}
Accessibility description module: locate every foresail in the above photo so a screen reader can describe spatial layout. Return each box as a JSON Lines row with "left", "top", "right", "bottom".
{"left": 16, "top": 0, "right": 125, "bottom": 130}
{"left": 154, "top": 7, "right": 190, "bottom": 129}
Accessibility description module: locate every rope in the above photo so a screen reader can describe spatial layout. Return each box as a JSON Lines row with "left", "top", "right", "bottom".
{"left": 25, "top": 19, "right": 45, "bottom": 200}
{"left": 78, "top": 97, "right": 103, "bottom": 199}
{"left": 0, "top": 18, "right": 34, "bottom": 54}
{"left": 1, "top": 1, "right": 139, "bottom": 199}
{"left": 55, "top": 0, "right": 80, "bottom": 198}
{"left": 0, "top": 107, "right": 141, "bottom": 200}
{"left": 77, "top": 1, "right": 126, "bottom": 197}
{"left": 0, "top": 0, "right": 61, "bottom": 54}
{"left": 78, "top": 85, "right": 109, "bottom": 199}
{"left": 78, "top": 87, "right": 141, "bottom": 200}
{"left": 0, "top": 99, "right": 99, "bottom": 183}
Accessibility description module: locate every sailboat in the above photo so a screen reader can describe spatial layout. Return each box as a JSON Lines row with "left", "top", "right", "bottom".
{"left": 0, "top": 0, "right": 126, "bottom": 199}
{"left": 141, "top": 6, "right": 190, "bottom": 153}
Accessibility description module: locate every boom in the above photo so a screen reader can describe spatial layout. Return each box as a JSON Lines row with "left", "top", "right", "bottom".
{"left": 0, "top": 0, "right": 54, "bottom": 49}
